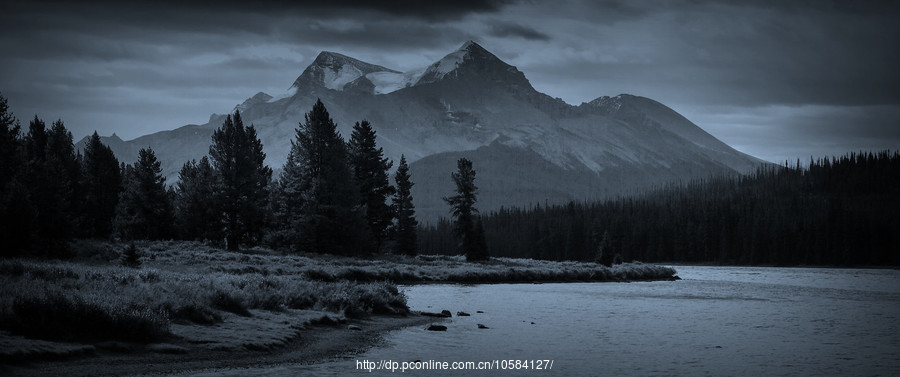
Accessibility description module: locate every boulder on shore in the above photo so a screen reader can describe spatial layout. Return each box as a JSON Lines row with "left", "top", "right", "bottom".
{"left": 421, "top": 310, "right": 452, "bottom": 318}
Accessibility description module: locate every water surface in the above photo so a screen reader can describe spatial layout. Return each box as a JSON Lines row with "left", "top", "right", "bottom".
{"left": 201, "top": 266, "right": 900, "bottom": 376}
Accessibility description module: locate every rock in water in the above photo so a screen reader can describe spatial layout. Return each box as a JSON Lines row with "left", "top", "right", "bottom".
{"left": 426, "top": 325, "right": 448, "bottom": 331}
{"left": 348, "top": 325, "right": 362, "bottom": 331}
{"left": 457, "top": 311, "right": 471, "bottom": 316}
{"left": 421, "top": 310, "right": 452, "bottom": 318}
{"left": 477, "top": 324, "right": 489, "bottom": 329}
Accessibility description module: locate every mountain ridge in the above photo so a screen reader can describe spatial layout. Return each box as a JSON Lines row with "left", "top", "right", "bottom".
{"left": 77, "top": 41, "right": 764, "bottom": 222}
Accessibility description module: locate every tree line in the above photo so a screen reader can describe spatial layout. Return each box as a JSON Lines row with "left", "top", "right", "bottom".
{"left": 7, "top": 86, "right": 896, "bottom": 266}
{"left": 420, "top": 151, "right": 900, "bottom": 266}
{"left": 5, "top": 88, "right": 896, "bottom": 266}
{"left": 1, "top": 94, "right": 461, "bottom": 258}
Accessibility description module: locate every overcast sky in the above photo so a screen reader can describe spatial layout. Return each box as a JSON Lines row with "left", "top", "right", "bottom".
{"left": 1, "top": 0, "right": 897, "bottom": 163}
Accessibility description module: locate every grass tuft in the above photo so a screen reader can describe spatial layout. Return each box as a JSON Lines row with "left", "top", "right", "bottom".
{"left": 208, "top": 290, "right": 252, "bottom": 317}
{"left": 3, "top": 290, "right": 169, "bottom": 342}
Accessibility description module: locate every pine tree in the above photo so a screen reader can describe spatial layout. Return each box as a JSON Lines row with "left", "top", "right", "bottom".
{"left": 208, "top": 110, "right": 272, "bottom": 250}
{"left": 114, "top": 147, "right": 174, "bottom": 240}
{"left": 444, "top": 158, "right": 488, "bottom": 261}
{"left": 594, "top": 229, "right": 612, "bottom": 266}
{"left": 175, "top": 156, "right": 221, "bottom": 242}
{"left": 392, "top": 154, "right": 418, "bottom": 256}
{"left": 348, "top": 120, "right": 395, "bottom": 253}
{"left": 47, "top": 119, "right": 82, "bottom": 234}
{"left": 0, "top": 92, "right": 20, "bottom": 189}
{"left": 273, "top": 99, "right": 365, "bottom": 254}
{"left": 19, "top": 116, "right": 78, "bottom": 257}
{"left": 80, "top": 131, "right": 121, "bottom": 238}
{"left": 0, "top": 93, "right": 31, "bottom": 258}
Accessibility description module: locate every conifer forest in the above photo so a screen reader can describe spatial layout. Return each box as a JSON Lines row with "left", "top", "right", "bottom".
{"left": 2, "top": 92, "right": 898, "bottom": 266}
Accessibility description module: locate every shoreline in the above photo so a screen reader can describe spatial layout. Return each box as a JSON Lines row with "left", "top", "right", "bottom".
{"left": 397, "top": 275, "right": 682, "bottom": 286}
{"left": 657, "top": 262, "right": 900, "bottom": 270}
{"left": 0, "top": 241, "right": 679, "bottom": 376}
{"left": 2, "top": 313, "right": 436, "bottom": 377}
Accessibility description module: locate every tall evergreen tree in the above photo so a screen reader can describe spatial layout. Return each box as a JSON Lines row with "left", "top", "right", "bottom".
{"left": 114, "top": 147, "right": 173, "bottom": 240}
{"left": 348, "top": 120, "right": 395, "bottom": 253}
{"left": 208, "top": 110, "right": 272, "bottom": 250}
{"left": 175, "top": 156, "right": 222, "bottom": 242}
{"left": 392, "top": 155, "right": 418, "bottom": 256}
{"left": 24, "top": 116, "right": 47, "bottom": 165}
{"left": 80, "top": 131, "right": 121, "bottom": 238}
{"left": 0, "top": 93, "right": 32, "bottom": 258}
{"left": 444, "top": 158, "right": 488, "bottom": 261}
{"left": 0, "top": 93, "right": 20, "bottom": 188}
{"left": 273, "top": 99, "right": 365, "bottom": 254}
{"left": 47, "top": 119, "right": 82, "bottom": 230}
{"left": 19, "top": 116, "right": 78, "bottom": 257}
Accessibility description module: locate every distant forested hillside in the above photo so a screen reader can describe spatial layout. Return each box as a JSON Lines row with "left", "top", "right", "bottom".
{"left": 420, "top": 151, "right": 900, "bottom": 266}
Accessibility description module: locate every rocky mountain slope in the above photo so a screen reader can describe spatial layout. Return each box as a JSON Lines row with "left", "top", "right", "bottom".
{"left": 78, "top": 41, "right": 764, "bottom": 223}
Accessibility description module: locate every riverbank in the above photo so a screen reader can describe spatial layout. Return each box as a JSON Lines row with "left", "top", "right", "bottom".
{"left": 3, "top": 312, "right": 434, "bottom": 377}
{"left": 0, "top": 240, "right": 677, "bottom": 375}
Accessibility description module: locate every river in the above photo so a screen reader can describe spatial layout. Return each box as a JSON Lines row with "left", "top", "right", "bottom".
{"left": 204, "top": 266, "right": 900, "bottom": 376}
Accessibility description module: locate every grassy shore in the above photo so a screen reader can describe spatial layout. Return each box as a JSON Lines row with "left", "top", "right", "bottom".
{"left": 0, "top": 240, "right": 677, "bottom": 373}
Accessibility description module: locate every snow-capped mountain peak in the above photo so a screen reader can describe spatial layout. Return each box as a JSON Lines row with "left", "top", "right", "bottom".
{"left": 426, "top": 41, "right": 475, "bottom": 77}
{"left": 414, "top": 40, "right": 512, "bottom": 85}
{"left": 291, "top": 51, "right": 398, "bottom": 92}
{"left": 291, "top": 41, "right": 520, "bottom": 95}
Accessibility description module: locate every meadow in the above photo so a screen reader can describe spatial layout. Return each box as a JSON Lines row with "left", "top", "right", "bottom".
{"left": 0, "top": 240, "right": 677, "bottom": 362}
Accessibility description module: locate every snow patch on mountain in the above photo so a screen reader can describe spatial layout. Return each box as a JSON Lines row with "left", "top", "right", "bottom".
{"left": 365, "top": 66, "right": 427, "bottom": 94}
{"left": 429, "top": 47, "right": 469, "bottom": 78}
{"left": 292, "top": 51, "right": 399, "bottom": 92}
{"left": 415, "top": 41, "right": 482, "bottom": 86}
{"left": 322, "top": 63, "right": 363, "bottom": 90}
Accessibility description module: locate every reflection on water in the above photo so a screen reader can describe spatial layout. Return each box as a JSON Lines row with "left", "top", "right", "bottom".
{"left": 198, "top": 266, "right": 900, "bottom": 376}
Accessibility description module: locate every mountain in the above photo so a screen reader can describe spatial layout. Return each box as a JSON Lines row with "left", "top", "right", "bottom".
{"left": 77, "top": 41, "right": 764, "bottom": 223}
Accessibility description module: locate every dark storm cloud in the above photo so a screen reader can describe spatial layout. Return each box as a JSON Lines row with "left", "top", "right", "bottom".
{"left": 517, "top": 0, "right": 900, "bottom": 108}
{"left": 1, "top": 0, "right": 896, "bottom": 163}
{"left": 488, "top": 22, "right": 550, "bottom": 40}
{"left": 0, "top": 0, "right": 489, "bottom": 62}
{"left": 3, "top": 0, "right": 515, "bottom": 24}
{"left": 684, "top": 3, "right": 900, "bottom": 107}
{"left": 274, "top": 20, "right": 469, "bottom": 50}
{"left": 256, "top": 0, "right": 515, "bottom": 19}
